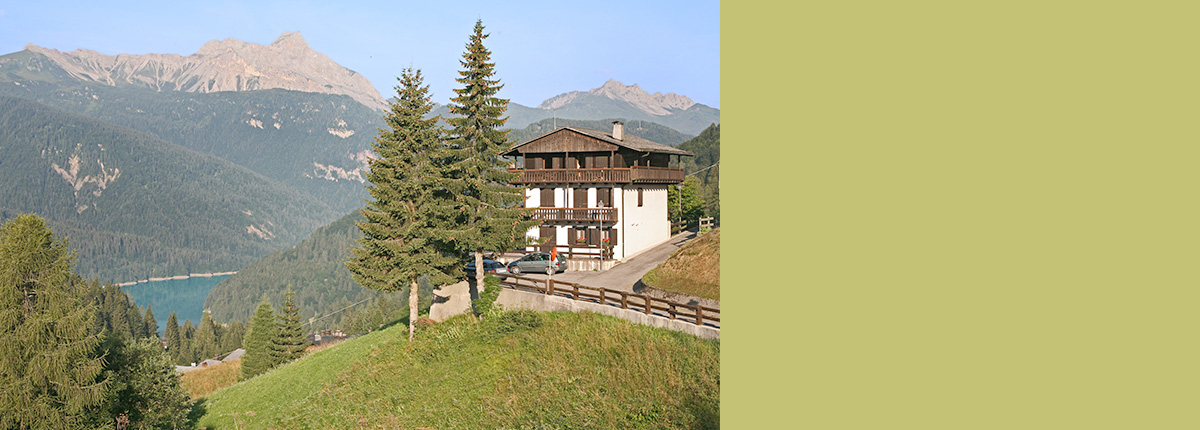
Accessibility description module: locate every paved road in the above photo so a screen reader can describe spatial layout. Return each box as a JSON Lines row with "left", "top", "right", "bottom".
{"left": 508, "top": 230, "right": 698, "bottom": 293}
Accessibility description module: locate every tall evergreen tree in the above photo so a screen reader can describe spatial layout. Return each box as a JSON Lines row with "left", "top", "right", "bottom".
{"left": 143, "top": 304, "right": 158, "bottom": 339}
{"left": 180, "top": 319, "right": 196, "bottom": 365}
{"left": 241, "top": 295, "right": 278, "bottom": 380}
{"left": 164, "top": 312, "right": 181, "bottom": 360}
{"left": 348, "top": 68, "right": 460, "bottom": 341}
{"left": 272, "top": 286, "right": 307, "bottom": 365}
{"left": 443, "top": 20, "right": 538, "bottom": 289}
{"left": 0, "top": 214, "right": 108, "bottom": 429}
{"left": 222, "top": 320, "right": 245, "bottom": 354}
{"left": 195, "top": 310, "right": 219, "bottom": 361}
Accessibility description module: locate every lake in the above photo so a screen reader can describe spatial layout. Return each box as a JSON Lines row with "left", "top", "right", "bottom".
{"left": 123, "top": 275, "right": 231, "bottom": 336}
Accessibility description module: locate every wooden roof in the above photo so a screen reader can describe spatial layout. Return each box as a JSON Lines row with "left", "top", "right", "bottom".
{"left": 505, "top": 127, "right": 693, "bottom": 156}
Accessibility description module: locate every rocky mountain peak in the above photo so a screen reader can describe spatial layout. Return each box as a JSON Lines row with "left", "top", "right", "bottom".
{"left": 539, "top": 79, "right": 696, "bottom": 116}
{"left": 23, "top": 33, "right": 387, "bottom": 111}
{"left": 270, "top": 31, "right": 310, "bottom": 50}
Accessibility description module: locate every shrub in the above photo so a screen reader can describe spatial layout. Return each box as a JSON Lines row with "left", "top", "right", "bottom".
{"left": 471, "top": 275, "right": 502, "bottom": 317}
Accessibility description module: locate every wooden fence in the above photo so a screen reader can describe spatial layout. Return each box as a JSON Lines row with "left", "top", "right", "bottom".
{"left": 498, "top": 274, "right": 720, "bottom": 328}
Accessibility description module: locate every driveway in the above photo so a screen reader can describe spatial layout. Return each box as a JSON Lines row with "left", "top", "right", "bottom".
{"left": 505, "top": 230, "right": 698, "bottom": 293}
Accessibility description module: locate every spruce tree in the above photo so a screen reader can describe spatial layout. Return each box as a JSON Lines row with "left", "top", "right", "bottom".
{"left": 0, "top": 214, "right": 108, "bottom": 429}
{"left": 443, "top": 20, "right": 538, "bottom": 290}
{"left": 164, "top": 312, "right": 181, "bottom": 361}
{"left": 181, "top": 319, "right": 196, "bottom": 365}
{"left": 195, "top": 310, "right": 218, "bottom": 361}
{"left": 272, "top": 286, "right": 307, "bottom": 365}
{"left": 222, "top": 320, "right": 245, "bottom": 353}
{"left": 143, "top": 305, "right": 158, "bottom": 339}
{"left": 241, "top": 295, "right": 278, "bottom": 380}
{"left": 348, "top": 68, "right": 459, "bottom": 341}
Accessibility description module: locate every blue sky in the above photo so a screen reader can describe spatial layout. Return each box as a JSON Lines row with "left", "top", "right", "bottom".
{"left": 0, "top": 0, "right": 719, "bottom": 108}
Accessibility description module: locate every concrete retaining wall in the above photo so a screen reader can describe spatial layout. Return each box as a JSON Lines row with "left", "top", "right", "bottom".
{"left": 495, "top": 288, "right": 720, "bottom": 340}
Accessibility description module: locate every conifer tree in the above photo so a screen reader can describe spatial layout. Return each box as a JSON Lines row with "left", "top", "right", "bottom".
{"left": 143, "top": 305, "right": 158, "bottom": 339}
{"left": 164, "top": 312, "right": 181, "bottom": 360}
{"left": 443, "top": 20, "right": 538, "bottom": 289}
{"left": 348, "top": 68, "right": 459, "bottom": 341}
{"left": 0, "top": 214, "right": 108, "bottom": 429}
{"left": 222, "top": 320, "right": 245, "bottom": 353}
{"left": 272, "top": 286, "right": 307, "bottom": 365}
{"left": 195, "top": 310, "right": 219, "bottom": 361}
{"left": 181, "top": 319, "right": 196, "bottom": 364}
{"left": 241, "top": 295, "right": 278, "bottom": 380}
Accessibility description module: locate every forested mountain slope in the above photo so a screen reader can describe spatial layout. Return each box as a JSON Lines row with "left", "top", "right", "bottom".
{"left": 0, "top": 95, "right": 339, "bottom": 282}
{"left": 205, "top": 211, "right": 370, "bottom": 325}
{"left": 0, "top": 48, "right": 385, "bottom": 214}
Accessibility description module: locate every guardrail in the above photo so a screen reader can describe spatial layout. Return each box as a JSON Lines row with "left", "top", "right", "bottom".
{"left": 498, "top": 274, "right": 720, "bottom": 328}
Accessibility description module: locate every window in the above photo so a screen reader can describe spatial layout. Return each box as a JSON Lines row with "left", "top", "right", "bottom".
{"left": 595, "top": 188, "right": 611, "bottom": 208}
{"left": 602, "top": 228, "right": 617, "bottom": 246}
{"left": 540, "top": 188, "right": 555, "bottom": 208}
{"left": 637, "top": 188, "right": 643, "bottom": 207}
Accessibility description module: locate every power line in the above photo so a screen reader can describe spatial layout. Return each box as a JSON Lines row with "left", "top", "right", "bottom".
{"left": 687, "top": 161, "right": 719, "bottom": 176}
{"left": 304, "top": 296, "right": 375, "bottom": 327}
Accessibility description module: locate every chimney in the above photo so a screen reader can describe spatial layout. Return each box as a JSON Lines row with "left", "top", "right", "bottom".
{"left": 612, "top": 121, "right": 624, "bottom": 141}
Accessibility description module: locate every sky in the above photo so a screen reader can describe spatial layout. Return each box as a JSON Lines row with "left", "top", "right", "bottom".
{"left": 0, "top": 0, "right": 719, "bottom": 108}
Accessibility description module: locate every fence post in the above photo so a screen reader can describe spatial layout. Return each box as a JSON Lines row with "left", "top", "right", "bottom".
{"left": 572, "top": 284, "right": 579, "bottom": 301}
{"left": 643, "top": 295, "right": 652, "bottom": 315}
{"left": 669, "top": 303, "right": 676, "bottom": 320}
{"left": 547, "top": 278, "right": 554, "bottom": 296}
{"left": 621, "top": 292, "right": 628, "bottom": 309}
{"left": 599, "top": 287, "right": 606, "bottom": 305}
{"left": 695, "top": 305, "right": 703, "bottom": 326}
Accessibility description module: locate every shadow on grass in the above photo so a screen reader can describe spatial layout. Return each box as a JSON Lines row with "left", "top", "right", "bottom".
{"left": 685, "top": 389, "right": 720, "bottom": 430}
{"left": 186, "top": 398, "right": 208, "bottom": 429}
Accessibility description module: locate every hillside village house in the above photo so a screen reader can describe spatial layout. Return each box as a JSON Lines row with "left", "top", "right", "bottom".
{"left": 505, "top": 121, "right": 692, "bottom": 265}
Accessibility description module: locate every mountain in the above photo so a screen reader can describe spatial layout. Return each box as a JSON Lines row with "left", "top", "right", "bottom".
{"left": 0, "top": 95, "right": 340, "bottom": 282}
{"left": 0, "top": 48, "right": 384, "bottom": 214}
{"left": 432, "top": 80, "right": 720, "bottom": 136}
{"left": 509, "top": 117, "right": 696, "bottom": 146}
{"left": 204, "top": 211, "right": 372, "bottom": 325}
{"left": 21, "top": 32, "right": 387, "bottom": 111}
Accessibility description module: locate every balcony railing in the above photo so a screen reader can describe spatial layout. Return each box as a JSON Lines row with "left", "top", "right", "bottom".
{"left": 509, "top": 167, "right": 684, "bottom": 184}
{"left": 532, "top": 207, "right": 616, "bottom": 222}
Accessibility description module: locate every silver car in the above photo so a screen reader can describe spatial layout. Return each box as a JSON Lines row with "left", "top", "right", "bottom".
{"left": 507, "top": 252, "right": 567, "bottom": 275}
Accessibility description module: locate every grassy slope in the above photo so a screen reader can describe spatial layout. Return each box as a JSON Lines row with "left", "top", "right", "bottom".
{"left": 641, "top": 228, "right": 721, "bottom": 301}
{"left": 197, "top": 311, "right": 719, "bottom": 429}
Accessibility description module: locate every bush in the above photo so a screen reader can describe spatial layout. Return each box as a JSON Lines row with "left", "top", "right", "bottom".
{"left": 471, "top": 275, "right": 502, "bottom": 317}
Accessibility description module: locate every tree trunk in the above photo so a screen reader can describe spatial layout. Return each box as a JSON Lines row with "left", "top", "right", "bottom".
{"left": 474, "top": 250, "right": 485, "bottom": 300}
{"left": 409, "top": 278, "right": 419, "bottom": 341}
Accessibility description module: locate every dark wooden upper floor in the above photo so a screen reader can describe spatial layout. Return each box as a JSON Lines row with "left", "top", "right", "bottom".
{"left": 504, "top": 126, "right": 691, "bottom": 185}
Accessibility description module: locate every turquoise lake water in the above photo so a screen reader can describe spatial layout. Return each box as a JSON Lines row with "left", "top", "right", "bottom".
{"left": 123, "top": 275, "right": 231, "bottom": 336}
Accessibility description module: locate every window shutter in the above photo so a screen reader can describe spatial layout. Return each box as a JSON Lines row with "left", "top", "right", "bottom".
{"left": 637, "top": 188, "right": 643, "bottom": 207}
{"left": 540, "top": 188, "right": 554, "bottom": 208}
{"left": 573, "top": 188, "right": 588, "bottom": 208}
{"left": 589, "top": 228, "right": 600, "bottom": 246}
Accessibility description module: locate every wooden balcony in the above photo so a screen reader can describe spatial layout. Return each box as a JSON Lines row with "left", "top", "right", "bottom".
{"left": 532, "top": 207, "right": 617, "bottom": 223}
{"left": 509, "top": 166, "right": 685, "bottom": 184}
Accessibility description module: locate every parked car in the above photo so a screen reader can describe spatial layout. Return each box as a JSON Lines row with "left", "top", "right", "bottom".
{"left": 507, "top": 252, "right": 567, "bottom": 275}
{"left": 463, "top": 259, "right": 508, "bottom": 278}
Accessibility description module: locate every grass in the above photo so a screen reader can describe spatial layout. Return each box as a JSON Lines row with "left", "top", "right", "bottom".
{"left": 641, "top": 227, "right": 721, "bottom": 301}
{"left": 181, "top": 360, "right": 241, "bottom": 400}
{"left": 195, "top": 310, "right": 719, "bottom": 429}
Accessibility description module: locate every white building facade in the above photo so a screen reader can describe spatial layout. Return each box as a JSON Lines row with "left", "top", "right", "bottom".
{"left": 505, "top": 122, "right": 691, "bottom": 262}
